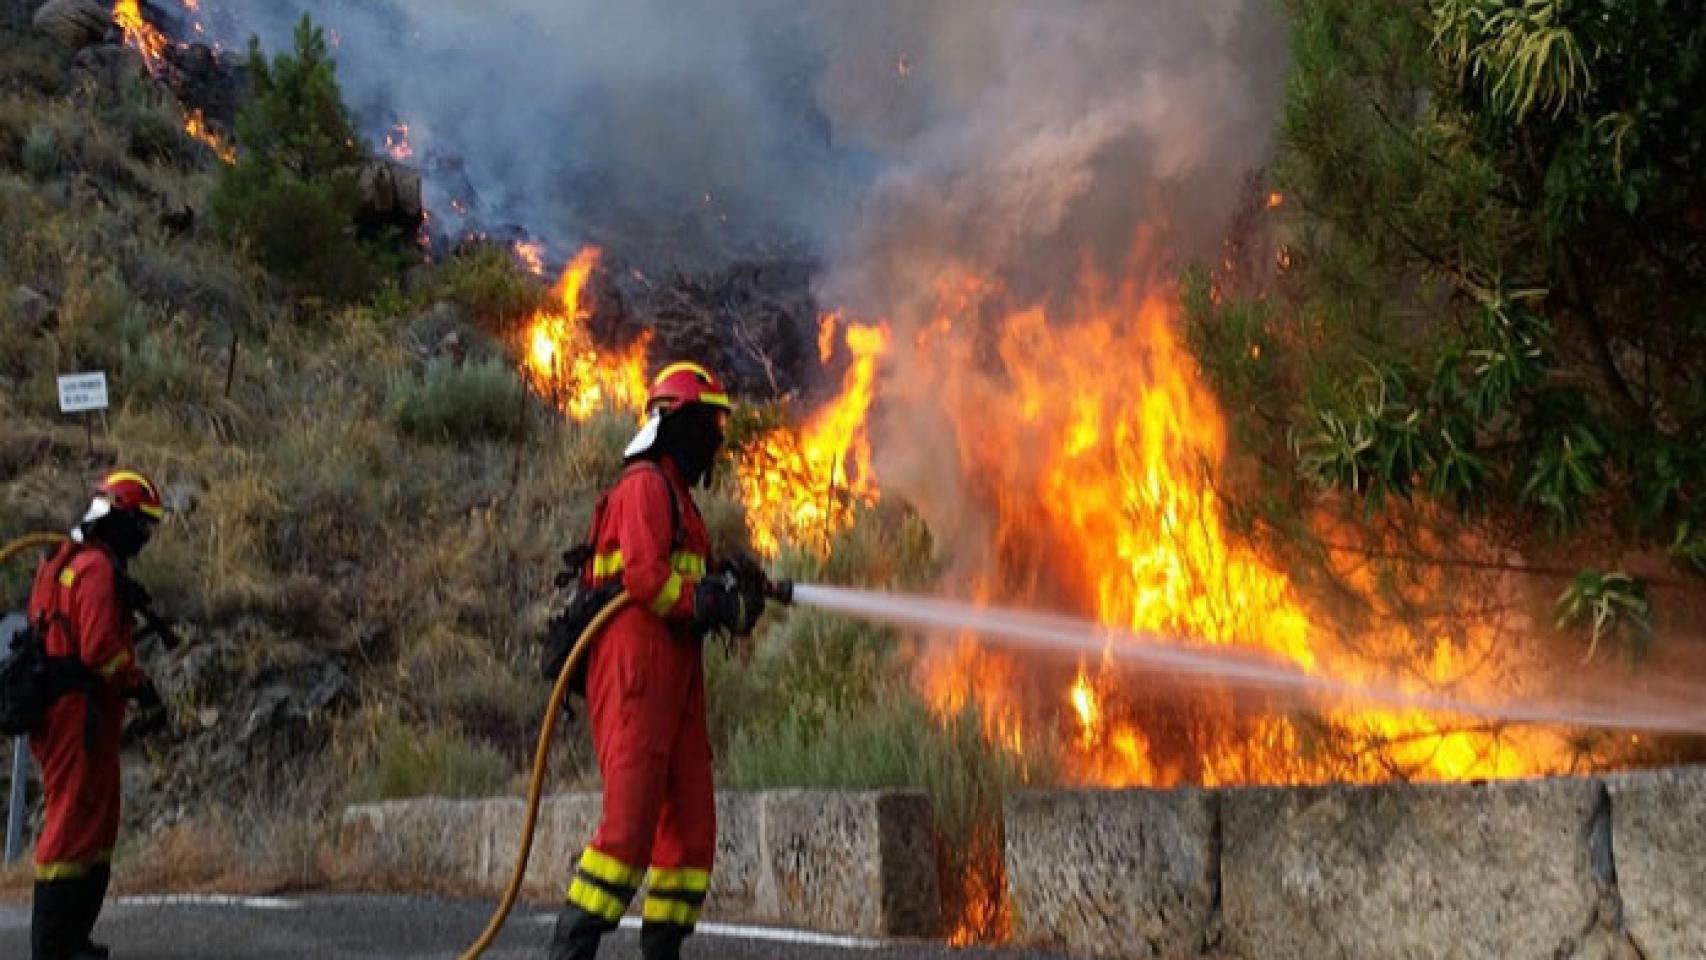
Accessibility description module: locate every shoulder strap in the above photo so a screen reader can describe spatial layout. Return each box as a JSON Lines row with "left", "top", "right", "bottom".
{"left": 628, "top": 460, "right": 683, "bottom": 549}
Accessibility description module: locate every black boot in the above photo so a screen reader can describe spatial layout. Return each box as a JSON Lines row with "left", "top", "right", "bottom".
{"left": 547, "top": 905, "right": 610, "bottom": 960}
{"left": 639, "top": 922, "right": 691, "bottom": 960}
{"left": 34, "top": 867, "right": 113, "bottom": 960}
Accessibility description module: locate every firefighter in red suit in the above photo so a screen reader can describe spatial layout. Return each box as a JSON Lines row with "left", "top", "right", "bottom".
{"left": 550, "top": 362, "right": 767, "bottom": 960}
{"left": 27, "top": 470, "right": 168, "bottom": 960}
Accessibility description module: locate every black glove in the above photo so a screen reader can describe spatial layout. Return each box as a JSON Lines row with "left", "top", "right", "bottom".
{"left": 115, "top": 573, "right": 152, "bottom": 615}
{"left": 692, "top": 572, "right": 765, "bottom": 638}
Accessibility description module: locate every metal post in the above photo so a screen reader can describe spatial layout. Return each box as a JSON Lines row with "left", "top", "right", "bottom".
{"left": 5, "top": 735, "right": 25, "bottom": 862}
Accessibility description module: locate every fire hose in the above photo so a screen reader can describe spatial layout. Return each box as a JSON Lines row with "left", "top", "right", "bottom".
{"left": 0, "top": 532, "right": 69, "bottom": 568}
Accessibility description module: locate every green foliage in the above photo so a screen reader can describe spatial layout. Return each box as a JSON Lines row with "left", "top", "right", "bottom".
{"left": 349, "top": 721, "right": 510, "bottom": 801}
{"left": 1192, "top": 0, "right": 1706, "bottom": 643}
{"left": 20, "top": 123, "right": 57, "bottom": 179}
{"left": 388, "top": 358, "right": 528, "bottom": 444}
{"left": 210, "top": 15, "right": 379, "bottom": 302}
{"left": 432, "top": 245, "right": 547, "bottom": 328}
{"left": 1555, "top": 569, "right": 1651, "bottom": 662}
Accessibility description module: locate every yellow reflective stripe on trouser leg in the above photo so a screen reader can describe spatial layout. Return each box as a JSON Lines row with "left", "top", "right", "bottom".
{"left": 36, "top": 850, "right": 113, "bottom": 881}
{"left": 647, "top": 866, "right": 710, "bottom": 894}
{"left": 578, "top": 847, "right": 644, "bottom": 888}
{"left": 648, "top": 572, "right": 684, "bottom": 616}
{"left": 568, "top": 878, "right": 628, "bottom": 922}
{"left": 642, "top": 895, "right": 702, "bottom": 927}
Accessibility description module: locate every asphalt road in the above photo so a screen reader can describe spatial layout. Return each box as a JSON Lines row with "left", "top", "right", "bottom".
{"left": 0, "top": 893, "right": 1078, "bottom": 959}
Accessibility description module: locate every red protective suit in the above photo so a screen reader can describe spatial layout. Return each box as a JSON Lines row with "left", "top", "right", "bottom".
{"left": 564, "top": 456, "right": 715, "bottom": 939}
{"left": 27, "top": 542, "right": 145, "bottom": 881}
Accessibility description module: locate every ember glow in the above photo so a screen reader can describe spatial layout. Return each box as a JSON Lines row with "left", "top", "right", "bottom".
{"left": 906, "top": 266, "right": 1579, "bottom": 788}
{"left": 521, "top": 247, "right": 651, "bottom": 420}
{"left": 385, "top": 122, "right": 413, "bottom": 162}
{"left": 737, "top": 317, "right": 890, "bottom": 558}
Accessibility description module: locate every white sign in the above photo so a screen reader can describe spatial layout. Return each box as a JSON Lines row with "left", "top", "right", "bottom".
{"left": 57, "top": 372, "right": 108, "bottom": 414}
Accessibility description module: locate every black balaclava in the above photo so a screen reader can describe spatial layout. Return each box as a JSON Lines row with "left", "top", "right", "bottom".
{"left": 652, "top": 403, "right": 725, "bottom": 487}
{"left": 85, "top": 509, "right": 153, "bottom": 563}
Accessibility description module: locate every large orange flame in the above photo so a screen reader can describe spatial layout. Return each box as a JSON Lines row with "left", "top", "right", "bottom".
{"left": 112, "top": 2, "right": 236, "bottom": 164}
{"left": 737, "top": 316, "right": 890, "bottom": 557}
{"left": 521, "top": 247, "right": 651, "bottom": 420}
{"left": 907, "top": 265, "right": 1579, "bottom": 788}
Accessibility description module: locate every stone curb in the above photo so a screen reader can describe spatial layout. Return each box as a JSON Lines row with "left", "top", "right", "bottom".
{"left": 1005, "top": 766, "right": 1706, "bottom": 960}
{"left": 338, "top": 789, "right": 940, "bottom": 938}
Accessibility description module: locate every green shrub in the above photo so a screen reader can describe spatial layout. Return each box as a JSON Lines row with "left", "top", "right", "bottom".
{"left": 349, "top": 721, "right": 510, "bottom": 801}
{"left": 433, "top": 245, "right": 547, "bottom": 328}
{"left": 389, "top": 358, "right": 527, "bottom": 444}
{"left": 20, "top": 123, "right": 57, "bottom": 179}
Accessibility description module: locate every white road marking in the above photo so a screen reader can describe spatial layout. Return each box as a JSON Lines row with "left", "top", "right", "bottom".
{"left": 531, "top": 913, "right": 887, "bottom": 950}
{"left": 111, "top": 894, "right": 301, "bottom": 911}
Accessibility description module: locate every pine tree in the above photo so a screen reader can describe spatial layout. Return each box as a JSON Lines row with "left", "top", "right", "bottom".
{"left": 1186, "top": 0, "right": 1706, "bottom": 654}
{"left": 210, "top": 15, "right": 378, "bottom": 302}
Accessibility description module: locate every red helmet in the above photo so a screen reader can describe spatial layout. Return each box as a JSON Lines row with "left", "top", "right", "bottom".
{"left": 95, "top": 469, "right": 164, "bottom": 521}
{"left": 646, "top": 362, "right": 731, "bottom": 415}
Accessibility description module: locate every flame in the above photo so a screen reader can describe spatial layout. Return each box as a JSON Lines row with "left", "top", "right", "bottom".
{"left": 909, "top": 264, "right": 1576, "bottom": 788}
{"left": 385, "top": 122, "right": 413, "bottom": 162}
{"left": 183, "top": 108, "right": 235, "bottom": 164}
{"left": 513, "top": 240, "right": 547, "bottom": 277}
{"left": 1267, "top": 191, "right": 1285, "bottom": 209}
{"left": 521, "top": 247, "right": 651, "bottom": 421}
{"left": 737, "top": 316, "right": 890, "bottom": 557}
{"left": 114, "top": 0, "right": 170, "bottom": 75}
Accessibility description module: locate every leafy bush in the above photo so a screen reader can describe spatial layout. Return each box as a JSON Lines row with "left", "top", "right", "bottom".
{"left": 20, "top": 123, "right": 57, "bottom": 179}
{"left": 350, "top": 722, "right": 510, "bottom": 801}
{"left": 210, "top": 15, "right": 379, "bottom": 302}
{"left": 389, "top": 358, "right": 527, "bottom": 444}
{"left": 432, "top": 245, "right": 547, "bottom": 328}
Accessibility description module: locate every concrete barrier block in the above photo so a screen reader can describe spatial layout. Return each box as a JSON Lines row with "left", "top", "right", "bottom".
{"left": 1606, "top": 765, "right": 1706, "bottom": 958}
{"left": 710, "top": 790, "right": 762, "bottom": 916}
{"left": 1003, "top": 789, "right": 1217, "bottom": 959}
{"left": 337, "top": 797, "right": 482, "bottom": 884}
{"left": 758, "top": 790, "right": 940, "bottom": 937}
{"left": 1221, "top": 778, "right": 1601, "bottom": 960}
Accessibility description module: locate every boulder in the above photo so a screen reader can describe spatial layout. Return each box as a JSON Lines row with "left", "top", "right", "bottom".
{"left": 6, "top": 285, "right": 55, "bottom": 335}
{"left": 355, "top": 159, "right": 424, "bottom": 234}
{"left": 32, "top": 0, "right": 111, "bottom": 49}
{"left": 70, "top": 43, "right": 148, "bottom": 99}
{"left": 1605, "top": 765, "right": 1706, "bottom": 958}
{"left": 1220, "top": 778, "right": 1602, "bottom": 960}
{"left": 1004, "top": 789, "right": 1218, "bottom": 959}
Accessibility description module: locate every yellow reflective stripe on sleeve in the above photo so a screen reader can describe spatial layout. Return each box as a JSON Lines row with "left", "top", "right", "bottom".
{"left": 591, "top": 551, "right": 624, "bottom": 580}
{"left": 648, "top": 572, "right": 684, "bottom": 616}
{"left": 97, "top": 650, "right": 134, "bottom": 679}
{"left": 568, "top": 878, "right": 628, "bottom": 922}
{"left": 593, "top": 551, "right": 702, "bottom": 582}
{"left": 58, "top": 568, "right": 77, "bottom": 587}
{"left": 578, "top": 847, "right": 644, "bottom": 888}
{"left": 647, "top": 866, "right": 711, "bottom": 893}
{"left": 642, "top": 896, "right": 701, "bottom": 927}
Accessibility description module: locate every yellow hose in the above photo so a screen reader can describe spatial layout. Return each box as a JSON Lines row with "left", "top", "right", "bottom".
{"left": 0, "top": 532, "right": 69, "bottom": 568}
{"left": 458, "top": 590, "right": 630, "bottom": 960}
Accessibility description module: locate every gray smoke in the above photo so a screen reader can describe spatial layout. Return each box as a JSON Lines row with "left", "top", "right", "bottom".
{"left": 204, "top": 0, "right": 1284, "bottom": 279}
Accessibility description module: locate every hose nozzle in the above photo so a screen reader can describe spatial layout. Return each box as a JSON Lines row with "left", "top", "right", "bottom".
{"left": 765, "top": 579, "right": 795, "bottom": 605}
